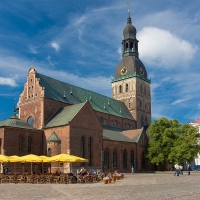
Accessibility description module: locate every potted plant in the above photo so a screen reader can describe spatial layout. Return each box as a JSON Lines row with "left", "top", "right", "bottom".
{"left": 112, "top": 176, "right": 116, "bottom": 182}
{"left": 103, "top": 176, "right": 109, "bottom": 184}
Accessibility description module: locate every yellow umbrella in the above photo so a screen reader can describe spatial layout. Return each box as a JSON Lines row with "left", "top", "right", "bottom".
{"left": 7, "top": 155, "right": 24, "bottom": 174}
{"left": 0, "top": 154, "right": 9, "bottom": 174}
{"left": 39, "top": 155, "right": 53, "bottom": 173}
{"left": 0, "top": 154, "right": 9, "bottom": 162}
{"left": 8, "top": 155, "right": 23, "bottom": 162}
{"left": 20, "top": 154, "right": 43, "bottom": 162}
{"left": 39, "top": 155, "right": 52, "bottom": 163}
{"left": 49, "top": 154, "right": 77, "bottom": 162}
{"left": 20, "top": 154, "right": 43, "bottom": 174}
{"left": 69, "top": 155, "right": 88, "bottom": 162}
{"left": 49, "top": 154, "right": 88, "bottom": 162}
{"left": 49, "top": 154, "right": 80, "bottom": 173}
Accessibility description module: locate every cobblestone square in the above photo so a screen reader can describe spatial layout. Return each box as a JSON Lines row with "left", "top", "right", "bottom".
{"left": 1, "top": 172, "right": 200, "bottom": 199}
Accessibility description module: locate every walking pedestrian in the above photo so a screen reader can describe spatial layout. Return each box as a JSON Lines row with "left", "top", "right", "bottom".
{"left": 174, "top": 163, "right": 179, "bottom": 176}
{"left": 187, "top": 163, "right": 191, "bottom": 175}
{"left": 131, "top": 166, "right": 134, "bottom": 174}
{"left": 179, "top": 165, "right": 183, "bottom": 175}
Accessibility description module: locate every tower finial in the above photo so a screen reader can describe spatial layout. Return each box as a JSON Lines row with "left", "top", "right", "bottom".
{"left": 126, "top": 2, "right": 131, "bottom": 23}
{"left": 127, "top": 2, "right": 130, "bottom": 14}
{"left": 13, "top": 98, "right": 17, "bottom": 114}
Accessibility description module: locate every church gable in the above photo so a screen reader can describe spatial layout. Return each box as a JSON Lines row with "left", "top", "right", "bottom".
{"left": 19, "top": 67, "right": 45, "bottom": 129}
{"left": 20, "top": 67, "right": 45, "bottom": 104}
{"left": 70, "top": 101, "right": 103, "bottom": 130}
{"left": 44, "top": 102, "right": 87, "bottom": 128}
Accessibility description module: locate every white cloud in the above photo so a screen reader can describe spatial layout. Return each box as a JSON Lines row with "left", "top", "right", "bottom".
{"left": 0, "top": 77, "right": 17, "bottom": 87}
{"left": 46, "top": 55, "right": 54, "bottom": 67}
{"left": 138, "top": 27, "right": 198, "bottom": 68}
{"left": 29, "top": 45, "right": 40, "bottom": 54}
{"left": 51, "top": 41, "right": 60, "bottom": 51}
{"left": 171, "top": 99, "right": 188, "bottom": 105}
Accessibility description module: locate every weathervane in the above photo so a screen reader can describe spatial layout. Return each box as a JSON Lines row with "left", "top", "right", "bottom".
{"left": 126, "top": 2, "right": 130, "bottom": 13}
{"left": 14, "top": 98, "right": 16, "bottom": 114}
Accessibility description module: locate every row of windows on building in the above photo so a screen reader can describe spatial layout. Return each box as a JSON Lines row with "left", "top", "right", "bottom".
{"left": 99, "top": 116, "right": 133, "bottom": 129}
{"left": 103, "top": 148, "right": 146, "bottom": 169}
{"left": 114, "top": 83, "right": 149, "bottom": 95}
{"left": 46, "top": 136, "right": 146, "bottom": 169}
{"left": 19, "top": 135, "right": 33, "bottom": 154}
{"left": 123, "top": 41, "right": 138, "bottom": 51}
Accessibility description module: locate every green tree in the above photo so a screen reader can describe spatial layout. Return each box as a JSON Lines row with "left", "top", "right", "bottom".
{"left": 168, "top": 124, "right": 200, "bottom": 164}
{"left": 146, "top": 117, "right": 200, "bottom": 166}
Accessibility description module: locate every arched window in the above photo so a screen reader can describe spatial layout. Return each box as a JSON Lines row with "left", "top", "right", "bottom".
{"left": 99, "top": 117, "right": 103, "bottom": 123}
{"left": 27, "top": 116, "right": 34, "bottom": 126}
{"left": 141, "top": 116, "right": 144, "bottom": 127}
{"left": 125, "top": 84, "right": 128, "bottom": 92}
{"left": 125, "top": 42, "right": 128, "bottom": 49}
{"left": 141, "top": 152, "right": 145, "bottom": 169}
{"left": 113, "top": 149, "right": 118, "bottom": 169}
{"left": 140, "top": 84, "right": 143, "bottom": 93}
{"left": 123, "top": 150, "right": 127, "bottom": 169}
{"left": 140, "top": 100, "right": 142, "bottom": 108}
{"left": 130, "top": 42, "right": 133, "bottom": 49}
{"left": 113, "top": 120, "right": 117, "bottom": 126}
{"left": 144, "top": 86, "right": 146, "bottom": 95}
{"left": 126, "top": 123, "right": 130, "bottom": 129}
{"left": 119, "top": 85, "right": 122, "bottom": 93}
{"left": 19, "top": 135, "right": 24, "bottom": 154}
{"left": 145, "top": 103, "right": 147, "bottom": 109}
{"left": 88, "top": 137, "right": 92, "bottom": 166}
{"left": 28, "top": 136, "right": 32, "bottom": 154}
{"left": 47, "top": 148, "right": 52, "bottom": 157}
{"left": 81, "top": 136, "right": 85, "bottom": 159}
{"left": 104, "top": 148, "right": 109, "bottom": 169}
{"left": 130, "top": 150, "right": 134, "bottom": 167}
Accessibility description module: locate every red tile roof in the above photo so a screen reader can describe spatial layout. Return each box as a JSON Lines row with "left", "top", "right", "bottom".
{"left": 192, "top": 119, "right": 200, "bottom": 124}
{"left": 122, "top": 129, "right": 141, "bottom": 139}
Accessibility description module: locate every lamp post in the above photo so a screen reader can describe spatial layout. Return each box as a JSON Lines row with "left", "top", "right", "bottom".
{"left": 100, "top": 150, "right": 104, "bottom": 173}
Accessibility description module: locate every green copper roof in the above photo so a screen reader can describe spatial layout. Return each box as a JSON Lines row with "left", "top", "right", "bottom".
{"left": 0, "top": 114, "right": 35, "bottom": 130}
{"left": 45, "top": 102, "right": 87, "bottom": 128}
{"left": 47, "top": 131, "right": 61, "bottom": 142}
{"left": 111, "top": 72, "right": 151, "bottom": 83}
{"left": 36, "top": 73, "right": 134, "bottom": 120}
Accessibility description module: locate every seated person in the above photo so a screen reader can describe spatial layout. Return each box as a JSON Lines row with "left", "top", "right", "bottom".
{"left": 96, "top": 169, "right": 101, "bottom": 174}
{"left": 24, "top": 170, "right": 28, "bottom": 175}
{"left": 81, "top": 169, "right": 88, "bottom": 176}
{"left": 67, "top": 170, "right": 74, "bottom": 177}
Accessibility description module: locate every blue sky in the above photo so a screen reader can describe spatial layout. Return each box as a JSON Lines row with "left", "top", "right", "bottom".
{"left": 0, "top": 0, "right": 200, "bottom": 124}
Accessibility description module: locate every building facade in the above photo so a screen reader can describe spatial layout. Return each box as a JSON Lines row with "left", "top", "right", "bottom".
{"left": 0, "top": 14, "right": 152, "bottom": 174}
{"left": 189, "top": 120, "right": 200, "bottom": 167}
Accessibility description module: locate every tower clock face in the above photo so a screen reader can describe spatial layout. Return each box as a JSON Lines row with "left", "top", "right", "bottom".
{"left": 140, "top": 67, "right": 144, "bottom": 76}
{"left": 120, "top": 66, "right": 128, "bottom": 76}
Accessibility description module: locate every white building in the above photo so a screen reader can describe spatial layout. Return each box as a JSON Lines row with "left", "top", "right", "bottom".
{"left": 189, "top": 119, "right": 200, "bottom": 166}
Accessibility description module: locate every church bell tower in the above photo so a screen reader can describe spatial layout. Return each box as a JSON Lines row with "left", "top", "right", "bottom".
{"left": 112, "top": 12, "right": 151, "bottom": 128}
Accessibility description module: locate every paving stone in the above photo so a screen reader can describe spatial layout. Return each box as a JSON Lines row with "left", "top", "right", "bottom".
{"left": 0, "top": 172, "right": 200, "bottom": 199}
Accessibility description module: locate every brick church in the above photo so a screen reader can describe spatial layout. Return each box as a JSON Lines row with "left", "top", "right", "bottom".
{"left": 0, "top": 13, "right": 152, "bottom": 173}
